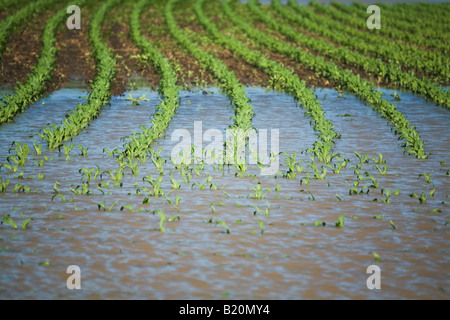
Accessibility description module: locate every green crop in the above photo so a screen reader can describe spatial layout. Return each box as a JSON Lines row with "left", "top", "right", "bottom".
{"left": 335, "top": 215, "right": 345, "bottom": 228}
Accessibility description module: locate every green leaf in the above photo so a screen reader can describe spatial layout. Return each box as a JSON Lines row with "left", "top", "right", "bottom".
{"left": 372, "top": 252, "right": 381, "bottom": 262}
{"left": 335, "top": 214, "right": 344, "bottom": 228}
{"left": 2, "top": 214, "right": 17, "bottom": 229}
{"left": 21, "top": 218, "right": 33, "bottom": 230}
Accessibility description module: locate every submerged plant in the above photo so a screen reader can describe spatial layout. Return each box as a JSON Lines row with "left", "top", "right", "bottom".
{"left": 335, "top": 214, "right": 345, "bottom": 228}
{"left": 125, "top": 94, "right": 149, "bottom": 106}
{"left": 250, "top": 181, "right": 266, "bottom": 199}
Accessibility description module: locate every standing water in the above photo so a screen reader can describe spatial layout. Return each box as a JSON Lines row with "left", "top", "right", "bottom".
{"left": 0, "top": 84, "right": 449, "bottom": 299}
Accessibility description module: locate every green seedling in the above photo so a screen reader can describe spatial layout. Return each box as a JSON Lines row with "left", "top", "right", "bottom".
{"left": 410, "top": 192, "right": 427, "bottom": 204}
{"left": 390, "top": 220, "right": 397, "bottom": 230}
{"left": 21, "top": 218, "right": 33, "bottom": 230}
{"left": 120, "top": 205, "right": 134, "bottom": 212}
{"left": 78, "top": 144, "right": 89, "bottom": 156}
{"left": 258, "top": 220, "right": 265, "bottom": 234}
{"left": 7, "top": 142, "right": 29, "bottom": 167}
{"left": 79, "top": 167, "right": 95, "bottom": 182}
{"left": 12, "top": 184, "right": 31, "bottom": 193}
{"left": 264, "top": 202, "right": 270, "bottom": 216}
{"left": 125, "top": 94, "right": 149, "bottom": 106}
{"left": 429, "top": 188, "right": 435, "bottom": 198}
{"left": 335, "top": 214, "right": 345, "bottom": 228}
{"left": 374, "top": 164, "right": 388, "bottom": 175}
{"left": 154, "top": 210, "right": 167, "bottom": 233}
{"left": 1, "top": 214, "right": 17, "bottom": 229}
{"left": 170, "top": 175, "right": 181, "bottom": 189}
{"left": 60, "top": 143, "right": 75, "bottom": 162}
{"left": 372, "top": 252, "right": 381, "bottom": 262}
{"left": 349, "top": 180, "right": 359, "bottom": 195}
{"left": 382, "top": 188, "right": 392, "bottom": 203}
{"left": 419, "top": 172, "right": 433, "bottom": 184}
{"left": 0, "top": 179, "right": 9, "bottom": 192}
{"left": 33, "top": 139, "right": 42, "bottom": 156}
{"left": 252, "top": 205, "right": 262, "bottom": 216}
{"left": 391, "top": 92, "right": 401, "bottom": 101}
{"left": 103, "top": 148, "right": 120, "bottom": 158}
{"left": 250, "top": 182, "right": 266, "bottom": 199}
{"left": 215, "top": 219, "right": 230, "bottom": 234}
{"left": 355, "top": 151, "right": 369, "bottom": 165}
{"left": 314, "top": 220, "right": 326, "bottom": 227}
{"left": 370, "top": 152, "right": 386, "bottom": 164}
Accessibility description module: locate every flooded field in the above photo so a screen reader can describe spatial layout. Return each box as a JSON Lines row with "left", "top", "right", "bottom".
{"left": 0, "top": 84, "right": 448, "bottom": 300}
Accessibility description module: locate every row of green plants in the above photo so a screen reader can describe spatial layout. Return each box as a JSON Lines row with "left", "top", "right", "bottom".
{"left": 329, "top": 2, "right": 448, "bottom": 55}
{"left": 306, "top": 1, "right": 448, "bottom": 62}
{"left": 195, "top": 0, "right": 340, "bottom": 164}
{"left": 305, "top": 1, "right": 449, "bottom": 68}
{"left": 264, "top": 0, "right": 449, "bottom": 109}
{"left": 165, "top": 0, "right": 254, "bottom": 132}
{"left": 374, "top": 3, "right": 450, "bottom": 35}
{"left": 236, "top": 0, "right": 427, "bottom": 159}
{"left": 281, "top": 0, "right": 449, "bottom": 84}
{"left": 38, "top": 0, "right": 119, "bottom": 149}
{"left": 0, "top": 0, "right": 60, "bottom": 60}
{"left": 350, "top": 1, "right": 449, "bottom": 45}
{"left": 0, "top": 0, "right": 79, "bottom": 125}
{"left": 119, "top": 0, "right": 181, "bottom": 161}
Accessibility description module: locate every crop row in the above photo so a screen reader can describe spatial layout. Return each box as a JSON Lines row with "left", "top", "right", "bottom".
{"left": 238, "top": 0, "right": 427, "bottom": 159}
{"left": 0, "top": 0, "right": 77, "bottom": 125}
{"left": 166, "top": 0, "right": 254, "bottom": 133}
{"left": 0, "top": 0, "right": 60, "bottom": 60}
{"left": 376, "top": 2, "right": 450, "bottom": 34}
{"left": 330, "top": 2, "right": 449, "bottom": 55}
{"left": 120, "top": 0, "right": 181, "bottom": 161}
{"left": 262, "top": 0, "right": 449, "bottom": 109}
{"left": 281, "top": 0, "right": 449, "bottom": 84}
{"left": 0, "top": 0, "right": 31, "bottom": 12}
{"left": 350, "top": 1, "right": 449, "bottom": 42}
{"left": 38, "top": 0, "right": 119, "bottom": 149}
{"left": 302, "top": 1, "right": 448, "bottom": 63}
{"left": 195, "top": 0, "right": 339, "bottom": 164}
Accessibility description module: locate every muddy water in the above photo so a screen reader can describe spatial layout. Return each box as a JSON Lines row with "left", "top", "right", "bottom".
{"left": 0, "top": 84, "right": 449, "bottom": 300}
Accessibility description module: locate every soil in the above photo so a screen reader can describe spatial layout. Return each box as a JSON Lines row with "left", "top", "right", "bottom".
{"left": 141, "top": 7, "right": 216, "bottom": 88}
{"left": 48, "top": 6, "right": 96, "bottom": 92}
{"left": 176, "top": 15, "right": 271, "bottom": 88}
{"left": 102, "top": 4, "right": 160, "bottom": 96}
{"left": 0, "top": 11, "right": 50, "bottom": 87}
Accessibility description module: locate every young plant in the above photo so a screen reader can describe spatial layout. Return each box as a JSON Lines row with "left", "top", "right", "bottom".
{"left": 0, "top": 179, "right": 9, "bottom": 192}
{"left": 335, "top": 214, "right": 345, "bottom": 228}
{"left": 250, "top": 181, "right": 266, "bottom": 199}
{"left": 410, "top": 192, "right": 427, "bottom": 204}
{"left": 78, "top": 144, "right": 89, "bottom": 156}
{"left": 61, "top": 143, "right": 75, "bottom": 162}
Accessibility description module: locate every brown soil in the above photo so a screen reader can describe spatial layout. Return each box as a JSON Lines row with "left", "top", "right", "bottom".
{"left": 102, "top": 4, "right": 160, "bottom": 96}
{"left": 204, "top": 6, "right": 332, "bottom": 89}
{"left": 48, "top": 6, "right": 96, "bottom": 92}
{"left": 0, "top": 5, "right": 95, "bottom": 92}
{"left": 178, "top": 15, "right": 271, "bottom": 87}
{"left": 141, "top": 6, "right": 216, "bottom": 88}
{"left": 0, "top": 10, "right": 51, "bottom": 87}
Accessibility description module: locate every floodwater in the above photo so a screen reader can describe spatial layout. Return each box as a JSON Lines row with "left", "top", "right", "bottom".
{"left": 0, "top": 84, "right": 448, "bottom": 299}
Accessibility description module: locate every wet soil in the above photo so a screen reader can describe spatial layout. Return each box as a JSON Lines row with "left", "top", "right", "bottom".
{"left": 141, "top": 5, "right": 216, "bottom": 88}
{"left": 102, "top": 3, "right": 160, "bottom": 96}
{"left": 0, "top": 10, "right": 51, "bottom": 87}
